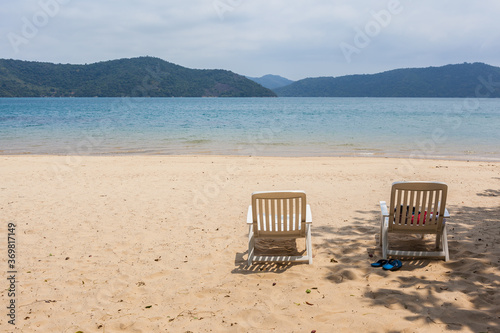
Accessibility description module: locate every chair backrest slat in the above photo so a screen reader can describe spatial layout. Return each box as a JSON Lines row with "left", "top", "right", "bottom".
{"left": 257, "top": 197, "right": 264, "bottom": 231}
{"left": 421, "top": 190, "right": 428, "bottom": 224}
{"left": 388, "top": 182, "right": 447, "bottom": 232}
{"left": 425, "top": 190, "right": 433, "bottom": 224}
{"left": 269, "top": 198, "right": 274, "bottom": 231}
{"left": 414, "top": 190, "right": 422, "bottom": 223}
{"left": 284, "top": 199, "right": 288, "bottom": 232}
{"left": 433, "top": 189, "right": 440, "bottom": 224}
{"left": 252, "top": 191, "right": 307, "bottom": 238}
{"left": 294, "top": 198, "right": 300, "bottom": 230}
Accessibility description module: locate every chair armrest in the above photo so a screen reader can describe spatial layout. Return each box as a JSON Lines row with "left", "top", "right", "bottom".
{"left": 247, "top": 205, "right": 253, "bottom": 224}
{"left": 444, "top": 208, "right": 450, "bottom": 218}
{"left": 380, "top": 201, "right": 389, "bottom": 217}
{"left": 306, "top": 204, "right": 312, "bottom": 223}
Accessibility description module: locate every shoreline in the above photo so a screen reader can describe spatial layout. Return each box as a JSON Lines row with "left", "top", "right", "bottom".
{"left": 2, "top": 151, "right": 500, "bottom": 162}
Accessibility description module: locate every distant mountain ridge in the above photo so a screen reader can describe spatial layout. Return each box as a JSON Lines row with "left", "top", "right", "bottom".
{"left": 0, "top": 57, "right": 276, "bottom": 97}
{"left": 274, "top": 63, "right": 500, "bottom": 97}
{"left": 247, "top": 74, "right": 294, "bottom": 90}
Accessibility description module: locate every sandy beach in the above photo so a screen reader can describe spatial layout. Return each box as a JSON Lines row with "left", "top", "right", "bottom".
{"left": 1, "top": 155, "right": 499, "bottom": 332}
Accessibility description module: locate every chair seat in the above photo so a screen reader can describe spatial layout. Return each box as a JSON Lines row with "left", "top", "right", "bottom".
{"left": 247, "top": 191, "right": 313, "bottom": 265}
{"left": 380, "top": 182, "right": 450, "bottom": 261}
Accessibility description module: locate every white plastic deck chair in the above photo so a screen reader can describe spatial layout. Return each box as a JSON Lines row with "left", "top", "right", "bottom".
{"left": 247, "top": 191, "right": 312, "bottom": 266}
{"left": 380, "top": 181, "right": 450, "bottom": 261}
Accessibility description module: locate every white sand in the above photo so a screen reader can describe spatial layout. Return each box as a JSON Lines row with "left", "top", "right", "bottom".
{"left": 1, "top": 155, "right": 499, "bottom": 332}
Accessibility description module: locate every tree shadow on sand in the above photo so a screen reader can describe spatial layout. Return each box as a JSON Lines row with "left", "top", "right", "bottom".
{"left": 315, "top": 205, "right": 500, "bottom": 332}
{"left": 477, "top": 188, "right": 500, "bottom": 197}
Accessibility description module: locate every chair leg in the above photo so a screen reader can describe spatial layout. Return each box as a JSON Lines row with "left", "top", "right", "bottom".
{"left": 442, "top": 224, "right": 449, "bottom": 261}
{"left": 381, "top": 219, "right": 388, "bottom": 259}
{"left": 435, "top": 232, "right": 442, "bottom": 250}
{"left": 379, "top": 215, "right": 384, "bottom": 246}
{"left": 248, "top": 225, "right": 255, "bottom": 266}
{"left": 306, "top": 224, "right": 313, "bottom": 264}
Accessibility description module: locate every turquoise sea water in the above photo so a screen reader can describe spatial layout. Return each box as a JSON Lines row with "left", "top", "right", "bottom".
{"left": 0, "top": 97, "right": 499, "bottom": 160}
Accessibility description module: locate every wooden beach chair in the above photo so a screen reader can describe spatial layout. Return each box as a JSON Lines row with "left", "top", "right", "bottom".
{"left": 380, "top": 181, "right": 450, "bottom": 261}
{"left": 247, "top": 191, "right": 313, "bottom": 266}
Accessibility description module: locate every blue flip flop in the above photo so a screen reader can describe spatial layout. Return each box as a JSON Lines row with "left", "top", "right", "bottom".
{"left": 371, "top": 259, "right": 388, "bottom": 267}
{"left": 382, "top": 259, "right": 402, "bottom": 271}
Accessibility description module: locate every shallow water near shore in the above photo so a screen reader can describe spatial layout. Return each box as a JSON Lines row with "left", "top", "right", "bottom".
{"left": 1, "top": 97, "right": 499, "bottom": 160}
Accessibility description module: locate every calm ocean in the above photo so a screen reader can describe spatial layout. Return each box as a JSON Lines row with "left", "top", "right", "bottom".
{"left": 0, "top": 97, "right": 499, "bottom": 160}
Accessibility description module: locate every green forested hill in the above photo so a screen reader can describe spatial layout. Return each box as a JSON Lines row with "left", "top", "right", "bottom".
{"left": 274, "top": 63, "right": 500, "bottom": 97}
{"left": 0, "top": 57, "right": 276, "bottom": 97}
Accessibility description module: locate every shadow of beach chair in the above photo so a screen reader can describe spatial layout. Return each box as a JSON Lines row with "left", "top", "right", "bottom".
{"left": 247, "top": 191, "right": 312, "bottom": 266}
{"left": 380, "top": 181, "right": 450, "bottom": 261}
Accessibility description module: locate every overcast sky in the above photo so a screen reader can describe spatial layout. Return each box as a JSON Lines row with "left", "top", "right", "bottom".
{"left": 1, "top": 0, "right": 499, "bottom": 80}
